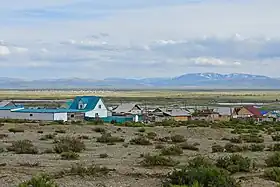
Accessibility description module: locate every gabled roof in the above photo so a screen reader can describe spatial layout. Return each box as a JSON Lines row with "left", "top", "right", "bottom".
{"left": 244, "top": 106, "right": 262, "bottom": 117}
{"left": 213, "top": 107, "right": 233, "bottom": 116}
{"left": 113, "top": 103, "right": 142, "bottom": 113}
{"left": 0, "top": 100, "right": 15, "bottom": 107}
{"left": 154, "top": 108, "right": 191, "bottom": 117}
{"left": 68, "top": 96, "right": 101, "bottom": 111}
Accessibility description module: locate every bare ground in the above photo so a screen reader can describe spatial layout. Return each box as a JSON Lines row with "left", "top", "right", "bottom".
{"left": 0, "top": 123, "right": 278, "bottom": 187}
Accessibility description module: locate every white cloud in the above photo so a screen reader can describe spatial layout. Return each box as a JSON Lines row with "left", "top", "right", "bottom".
{"left": 191, "top": 57, "right": 226, "bottom": 66}
{"left": 0, "top": 45, "right": 10, "bottom": 56}
{"left": 1, "top": 0, "right": 280, "bottom": 79}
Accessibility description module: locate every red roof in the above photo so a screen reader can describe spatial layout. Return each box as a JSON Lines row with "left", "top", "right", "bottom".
{"left": 244, "top": 106, "right": 262, "bottom": 117}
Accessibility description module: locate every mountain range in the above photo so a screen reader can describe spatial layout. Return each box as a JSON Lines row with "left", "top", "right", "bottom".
{"left": 1, "top": 73, "right": 280, "bottom": 89}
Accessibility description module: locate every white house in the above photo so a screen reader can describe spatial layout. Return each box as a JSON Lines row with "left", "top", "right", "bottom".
{"left": 68, "top": 96, "right": 108, "bottom": 118}
{"left": 0, "top": 96, "right": 108, "bottom": 122}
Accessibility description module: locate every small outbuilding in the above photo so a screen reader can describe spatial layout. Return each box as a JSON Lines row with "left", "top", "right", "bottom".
{"left": 151, "top": 108, "right": 191, "bottom": 122}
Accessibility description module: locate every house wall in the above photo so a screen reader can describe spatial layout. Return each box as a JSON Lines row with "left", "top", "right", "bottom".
{"left": 9, "top": 112, "right": 54, "bottom": 121}
{"left": 85, "top": 99, "right": 108, "bottom": 118}
{"left": 67, "top": 112, "right": 84, "bottom": 121}
{"left": 0, "top": 109, "right": 16, "bottom": 118}
{"left": 54, "top": 113, "right": 68, "bottom": 122}
{"left": 173, "top": 116, "right": 189, "bottom": 121}
{"left": 237, "top": 108, "right": 253, "bottom": 117}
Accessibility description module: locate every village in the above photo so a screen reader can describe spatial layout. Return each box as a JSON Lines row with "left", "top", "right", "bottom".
{"left": 0, "top": 95, "right": 279, "bottom": 123}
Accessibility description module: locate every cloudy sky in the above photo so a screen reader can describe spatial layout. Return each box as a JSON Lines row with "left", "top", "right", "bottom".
{"left": 1, "top": 0, "right": 280, "bottom": 80}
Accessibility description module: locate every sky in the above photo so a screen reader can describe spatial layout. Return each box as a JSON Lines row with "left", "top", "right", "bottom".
{"left": 1, "top": 0, "right": 280, "bottom": 80}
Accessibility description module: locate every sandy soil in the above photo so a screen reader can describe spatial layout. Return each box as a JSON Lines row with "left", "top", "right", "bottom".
{"left": 0, "top": 123, "right": 278, "bottom": 187}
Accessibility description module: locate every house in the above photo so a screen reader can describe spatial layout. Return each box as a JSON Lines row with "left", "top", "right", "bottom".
{"left": 233, "top": 106, "right": 263, "bottom": 121}
{"left": 263, "top": 111, "right": 280, "bottom": 122}
{"left": 112, "top": 103, "right": 142, "bottom": 122}
{"left": 213, "top": 107, "right": 233, "bottom": 121}
{"left": 0, "top": 96, "right": 108, "bottom": 122}
{"left": 151, "top": 108, "right": 191, "bottom": 122}
{"left": 192, "top": 108, "right": 220, "bottom": 121}
{"left": 68, "top": 96, "right": 108, "bottom": 118}
{"left": 113, "top": 103, "right": 142, "bottom": 115}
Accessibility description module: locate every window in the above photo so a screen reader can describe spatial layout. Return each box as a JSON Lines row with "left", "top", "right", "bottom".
{"left": 30, "top": 114, "right": 33, "bottom": 117}
{"left": 98, "top": 105, "right": 102, "bottom": 109}
{"left": 71, "top": 114, "right": 74, "bottom": 118}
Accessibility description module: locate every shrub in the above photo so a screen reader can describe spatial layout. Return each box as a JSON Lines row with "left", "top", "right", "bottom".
{"left": 18, "top": 174, "right": 58, "bottom": 187}
{"left": 212, "top": 145, "right": 224, "bottom": 153}
{"left": 61, "top": 151, "right": 80, "bottom": 160}
{"left": 273, "top": 144, "right": 280, "bottom": 151}
{"left": 0, "top": 134, "right": 8, "bottom": 139}
{"left": 155, "top": 144, "right": 165, "bottom": 149}
{"left": 37, "top": 130, "right": 44, "bottom": 134}
{"left": 60, "top": 163, "right": 110, "bottom": 177}
{"left": 164, "top": 166, "right": 238, "bottom": 187}
{"left": 147, "top": 132, "right": 157, "bottom": 139}
{"left": 188, "top": 156, "right": 213, "bottom": 168}
{"left": 129, "top": 136, "right": 152, "bottom": 145}
{"left": 19, "top": 162, "right": 40, "bottom": 167}
{"left": 8, "top": 140, "right": 38, "bottom": 154}
{"left": 161, "top": 145, "right": 183, "bottom": 156}
{"left": 248, "top": 144, "right": 265, "bottom": 152}
{"left": 266, "top": 152, "right": 280, "bottom": 167}
{"left": 216, "top": 154, "right": 251, "bottom": 174}
{"left": 141, "top": 154, "right": 178, "bottom": 167}
{"left": 100, "top": 153, "right": 109, "bottom": 158}
{"left": 224, "top": 143, "right": 243, "bottom": 153}
{"left": 8, "top": 128, "right": 24, "bottom": 133}
{"left": 123, "top": 122, "right": 145, "bottom": 127}
{"left": 267, "top": 127, "right": 276, "bottom": 135}
{"left": 40, "top": 133, "right": 56, "bottom": 141}
{"left": 272, "top": 134, "right": 280, "bottom": 141}
{"left": 53, "top": 136, "right": 85, "bottom": 153}
{"left": 242, "top": 134, "right": 264, "bottom": 143}
{"left": 97, "top": 133, "right": 125, "bottom": 143}
{"left": 171, "top": 135, "right": 186, "bottom": 143}
{"left": 264, "top": 167, "right": 280, "bottom": 182}
{"left": 138, "top": 128, "right": 146, "bottom": 133}
{"left": 158, "top": 136, "right": 171, "bottom": 142}
{"left": 179, "top": 142, "right": 199, "bottom": 151}
{"left": 93, "top": 127, "right": 106, "bottom": 133}
{"left": 55, "top": 129, "right": 66, "bottom": 134}
{"left": 229, "top": 137, "right": 242, "bottom": 144}
{"left": 78, "top": 135, "right": 90, "bottom": 140}
{"left": 42, "top": 148, "right": 55, "bottom": 154}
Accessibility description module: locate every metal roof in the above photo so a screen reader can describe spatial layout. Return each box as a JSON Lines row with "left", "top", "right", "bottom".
{"left": 213, "top": 107, "right": 233, "bottom": 115}
{"left": 156, "top": 108, "right": 191, "bottom": 117}
{"left": 0, "top": 105, "right": 23, "bottom": 110}
{"left": 13, "top": 108, "right": 83, "bottom": 113}
{"left": 0, "top": 100, "right": 14, "bottom": 107}
{"left": 68, "top": 96, "right": 101, "bottom": 112}
{"left": 113, "top": 103, "right": 141, "bottom": 113}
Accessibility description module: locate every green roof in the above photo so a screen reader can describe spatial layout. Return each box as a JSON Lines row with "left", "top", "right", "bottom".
{"left": 68, "top": 96, "right": 101, "bottom": 112}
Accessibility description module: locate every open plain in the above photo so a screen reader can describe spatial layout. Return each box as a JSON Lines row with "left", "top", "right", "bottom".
{"left": 0, "top": 121, "right": 280, "bottom": 187}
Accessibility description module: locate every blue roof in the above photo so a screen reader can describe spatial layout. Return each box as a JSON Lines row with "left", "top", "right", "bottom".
{"left": 13, "top": 108, "right": 83, "bottom": 113}
{"left": 68, "top": 96, "right": 101, "bottom": 112}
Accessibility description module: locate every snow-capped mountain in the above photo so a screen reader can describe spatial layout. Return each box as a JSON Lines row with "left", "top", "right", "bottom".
{"left": 0, "top": 73, "right": 279, "bottom": 89}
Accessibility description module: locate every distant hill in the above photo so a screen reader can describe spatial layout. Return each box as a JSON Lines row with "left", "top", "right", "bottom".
{"left": 0, "top": 73, "right": 280, "bottom": 89}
